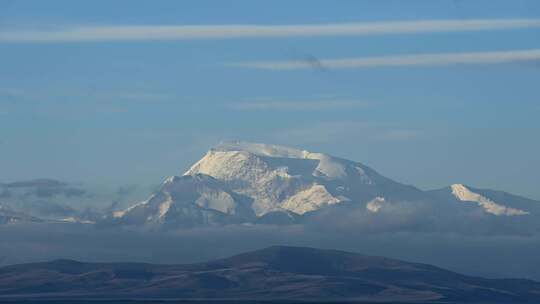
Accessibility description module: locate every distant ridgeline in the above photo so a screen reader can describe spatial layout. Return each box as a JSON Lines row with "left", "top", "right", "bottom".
{"left": 1, "top": 246, "right": 540, "bottom": 302}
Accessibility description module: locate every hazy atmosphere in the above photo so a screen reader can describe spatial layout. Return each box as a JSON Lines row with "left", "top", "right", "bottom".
{"left": 1, "top": 1, "right": 540, "bottom": 303}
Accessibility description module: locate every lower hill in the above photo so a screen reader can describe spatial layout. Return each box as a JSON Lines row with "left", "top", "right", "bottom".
{"left": 0, "top": 246, "right": 539, "bottom": 303}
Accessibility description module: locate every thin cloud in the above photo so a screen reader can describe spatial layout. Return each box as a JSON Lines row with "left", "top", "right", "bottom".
{"left": 271, "top": 122, "right": 421, "bottom": 145}
{"left": 379, "top": 130, "right": 421, "bottom": 141}
{"left": 0, "top": 88, "right": 170, "bottom": 103}
{"left": 229, "top": 100, "right": 368, "bottom": 111}
{"left": 2, "top": 19, "right": 540, "bottom": 43}
{"left": 234, "top": 49, "right": 540, "bottom": 70}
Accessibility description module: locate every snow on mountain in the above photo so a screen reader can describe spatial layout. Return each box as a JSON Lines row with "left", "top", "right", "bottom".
{"left": 281, "top": 184, "right": 343, "bottom": 214}
{"left": 366, "top": 197, "right": 386, "bottom": 213}
{"left": 183, "top": 141, "right": 419, "bottom": 216}
{"left": 112, "top": 140, "right": 411, "bottom": 227}
{"left": 0, "top": 204, "right": 43, "bottom": 225}
{"left": 208, "top": 141, "right": 353, "bottom": 179}
{"left": 450, "top": 184, "right": 529, "bottom": 216}
{"left": 110, "top": 174, "right": 254, "bottom": 228}
{"left": 112, "top": 141, "right": 538, "bottom": 228}
{"left": 0, "top": 179, "right": 101, "bottom": 221}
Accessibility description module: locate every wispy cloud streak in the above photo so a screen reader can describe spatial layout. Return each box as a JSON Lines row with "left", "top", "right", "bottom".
{"left": 269, "top": 121, "right": 422, "bottom": 146}
{"left": 229, "top": 100, "right": 368, "bottom": 111}
{"left": 234, "top": 49, "right": 540, "bottom": 70}
{"left": 2, "top": 19, "right": 540, "bottom": 43}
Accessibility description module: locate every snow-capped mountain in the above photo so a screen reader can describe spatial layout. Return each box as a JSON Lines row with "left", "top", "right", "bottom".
{"left": 112, "top": 141, "right": 539, "bottom": 228}
{"left": 112, "top": 141, "right": 423, "bottom": 227}
{"left": 184, "top": 141, "right": 424, "bottom": 215}
{"left": 0, "top": 179, "right": 88, "bottom": 220}
{"left": 0, "top": 204, "right": 42, "bottom": 225}
{"left": 109, "top": 174, "right": 255, "bottom": 228}
{"left": 428, "top": 183, "right": 538, "bottom": 217}
{"left": 450, "top": 184, "right": 529, "bottom": 216}
{"left": 0, "top": 179, "right": 134, "bottom": 224}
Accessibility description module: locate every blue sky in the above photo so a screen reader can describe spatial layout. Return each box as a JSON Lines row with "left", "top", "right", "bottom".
{"left": 1, "top": 0, "right": 539, "bottom": 198}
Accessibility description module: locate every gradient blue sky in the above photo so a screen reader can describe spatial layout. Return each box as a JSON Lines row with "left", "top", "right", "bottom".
{"left": 1, "top": 0, "right": 539, "bottom": 198}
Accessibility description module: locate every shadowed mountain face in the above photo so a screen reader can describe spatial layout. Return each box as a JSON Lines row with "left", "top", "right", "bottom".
{"left": 1, "top": 246, "right": 539, "bottom": 303}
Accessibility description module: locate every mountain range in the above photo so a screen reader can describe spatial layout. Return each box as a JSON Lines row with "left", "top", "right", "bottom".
{"left": 1, "top": 141, "right": 539, "bottom": 231}
{"left": 1, "top": 246, "right": 539, "bottom": 303}
{"left": 108, "top": 141, "right": 539, "bottom": 230}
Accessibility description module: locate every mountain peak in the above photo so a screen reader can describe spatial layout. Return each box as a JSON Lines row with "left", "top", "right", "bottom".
{"left": 181, "top": 141, "right": 382, "bottom": 215}
{"left": 187, "top": 140, "right": 360, "bottom": 181}
{"left": 450, "top": 183, "right": 529, "bottom": 216}
{"left": 214, "top": 140, "right": 311, "bottom": 159}
{"left": 108, "top": 142, "right": 538, "bottom": 229}
{"left": 215, "top": 245, "right": 401, "bottom": 274}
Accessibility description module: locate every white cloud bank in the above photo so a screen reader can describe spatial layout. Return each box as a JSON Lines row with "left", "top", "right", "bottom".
{"left": 2, "top": 19, "right": 540, "bottom": 43}
{"left": 234, "top": 49, "right": 540, "bottom": 70}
